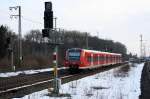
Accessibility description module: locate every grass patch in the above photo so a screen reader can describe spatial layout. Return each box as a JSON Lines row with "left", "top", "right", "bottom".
{"left": 46, "top": 93, "right": 71, "bottom": 97}
{"left": 91, "top": 86, "right": 110, "bottom": 90}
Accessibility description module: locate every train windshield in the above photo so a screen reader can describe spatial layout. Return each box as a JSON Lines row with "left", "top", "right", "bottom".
{"left": 68, "top": 49, "right": 81, "bottom": 61}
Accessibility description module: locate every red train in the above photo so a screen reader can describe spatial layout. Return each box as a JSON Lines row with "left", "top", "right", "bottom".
{"left": 64, "top": 48, "right": 122, "bottom": 70}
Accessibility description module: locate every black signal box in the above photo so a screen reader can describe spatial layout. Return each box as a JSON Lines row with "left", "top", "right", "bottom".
{"left": 42, "top": 29, "right": 49, "bottom": 37}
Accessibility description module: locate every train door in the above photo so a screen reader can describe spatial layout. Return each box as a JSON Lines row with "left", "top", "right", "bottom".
{"left": 103, "top": 54, "right": 106, "bottom": 65}
{"left": 91, "top": 53, "right": 93, "bottom": 66}
{"left": 85, "top": 52, "right": 91, "bottom": 67}
{"left": 101, "top": 53, "right": 105, "bottom": 65}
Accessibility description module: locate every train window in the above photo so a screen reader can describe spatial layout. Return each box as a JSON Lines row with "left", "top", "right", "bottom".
{"left": 93, "top": 55, "right": 98, "bottom": 62}
{"left": 106, "top": 55, "right": 108, "bottom": 61}
{"left": 68, "top": 50, "right": 81, "bottom": 61}
{"left": 113, "top": 56, "right": 115, "bottom": 60}
{"left": 93, "top": 56, "right": 96, "bottom": 62}
{"left": 87, "top": 56, "right": 92, "bottom": 62}
{"left": 96, "top": 55, "right": 98, "bottom": 62}
{"left": 99, "top": 55, "right": 104, "bottom": 61}
{"left": 111, "top": 56, "right": 113, "bottom": 61}
{"left": 93, "top": 56, "right": 95, "bottom": 62}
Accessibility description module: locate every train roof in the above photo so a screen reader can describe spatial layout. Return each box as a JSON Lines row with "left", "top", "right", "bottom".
{"left": 83, "top": 49, "right": 121, "bottom": 56}
{"left": 67, "top": 48, "right": 122, "bottom": 56}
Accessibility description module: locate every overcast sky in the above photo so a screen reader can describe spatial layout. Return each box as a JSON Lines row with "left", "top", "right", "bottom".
{"left": 1, "top": 0, "right": 150, "bottom": 56}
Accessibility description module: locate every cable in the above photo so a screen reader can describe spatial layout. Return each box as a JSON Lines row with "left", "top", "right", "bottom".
{"left": 0, "top": 8, "right": 43, "bottom": 26}
{"left": 21, "top": 16, "right": 43, "bottom": 26}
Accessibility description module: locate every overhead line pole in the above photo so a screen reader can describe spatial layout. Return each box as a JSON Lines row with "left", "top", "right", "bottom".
{"left": 18, "top": 6, "right": 22, "bottom": 65}
{"left": 143, "top": 44, "right": 146, "bottom": 57}
{"left": 140, "top": 34, "right": 143, "bottom": 58}
{"left": 9, "top": 6, "right": 22, "bottom": 67}
{"left": 86, "top": 32, "right": 88, "bottom": 49}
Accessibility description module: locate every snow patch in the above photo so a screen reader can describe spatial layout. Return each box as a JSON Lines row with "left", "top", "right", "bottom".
{"left": 13, "top": 63, "right": 144, "bottom": 99}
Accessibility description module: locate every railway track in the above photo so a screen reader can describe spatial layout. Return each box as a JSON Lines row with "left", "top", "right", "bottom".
{"left": 0, "top": 62, "right": 128, "bottom": 96}
{"left": 0, "top": 68, "right": 68, "bottom": 91}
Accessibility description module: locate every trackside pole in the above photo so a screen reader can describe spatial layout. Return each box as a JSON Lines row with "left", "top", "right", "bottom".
{"left": 42, "top": 1, "right": 63, "bottom": 95}
{"left": 53, "top": 45, "right": 59, "bottom": 94}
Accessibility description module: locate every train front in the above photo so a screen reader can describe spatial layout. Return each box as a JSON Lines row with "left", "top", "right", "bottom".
{"left": 64, "top": 48, "right": 82, "bottom": 70}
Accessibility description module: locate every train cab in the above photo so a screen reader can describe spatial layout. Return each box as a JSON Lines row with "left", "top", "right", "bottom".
{"left": 64, "top": 48, "right": 82, "bottom": 69}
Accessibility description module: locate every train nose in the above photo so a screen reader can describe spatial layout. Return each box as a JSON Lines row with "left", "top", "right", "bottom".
{"left": 69, "top": 64, "right": 79, "bottom": 69}
{"left": 80, "top": 61, "right": 83, "bottom": 65}
{"left": 72, "top": 62, "right": 76, "bottom": 64}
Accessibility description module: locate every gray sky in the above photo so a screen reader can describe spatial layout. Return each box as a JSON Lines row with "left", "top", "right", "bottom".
{"left": 1, "top": 0, "right": 150, "bottom": 56}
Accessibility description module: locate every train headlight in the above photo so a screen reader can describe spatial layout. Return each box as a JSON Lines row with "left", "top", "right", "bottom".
{"left": 65, "top": 61, "right": 69, "bottom": 64}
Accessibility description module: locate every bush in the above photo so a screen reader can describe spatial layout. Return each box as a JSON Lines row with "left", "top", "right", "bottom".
{"left": 0, "top": 57, "right": 12, "bottom": 72}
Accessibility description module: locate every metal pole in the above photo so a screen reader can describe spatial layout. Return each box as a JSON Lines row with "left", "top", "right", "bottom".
{"left": 56, "top": 45, "right": 59, "bottom": 93}
{"left": 9, "top": 6, "right": 22, "bottom": 66}
{"left": 53, "top": 17, "right": 59, "bottom": 94}
{"left": 143, "top": 43, "right": 146, "bottom": 57}
{"left": 11, "top": 49, "right": 15, "bottom": 71}
{"left": 86, "top": 32, "right": 88, "bottom": 49}
{"left": 54, "top": 18, "right": 57, "bottom": 29}
{"left": 10, "top": 37, "right": 14, "bottom": 71}
{"left": 18, "top": 6, "right": 22, "bottom": 66}
{"left": 53, "top": 45, "right": 59, "bottom": 94}
{"left": 140, "top": 34, "right": 143, "bottom": 58}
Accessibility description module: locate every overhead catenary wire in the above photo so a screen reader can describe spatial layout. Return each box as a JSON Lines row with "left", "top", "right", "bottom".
{"left": 0, "top": 8, "right": 43, "bottom": 25}
{"left": 21, "top": 16, "right": 43, "bottom": 26}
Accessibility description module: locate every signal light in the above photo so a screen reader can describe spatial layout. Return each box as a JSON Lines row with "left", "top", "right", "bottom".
{"left": 44, "top": 2, "right": 53, "bottom": 29}
{"left": 45, "top": 2, "right": 52, "bottom": 11}
{"left": 42, "top": 29, "right": 49, "bottom": 37}
{"left": 44, "top": 11, "right": 53, "bottom": 29}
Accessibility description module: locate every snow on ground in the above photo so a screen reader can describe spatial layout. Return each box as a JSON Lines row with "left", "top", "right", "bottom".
{"left": 0, "top": 67, "right": 65, "bottom": 77}
{"left": 13, "top": 63, "right": 144, "bottom": 99}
